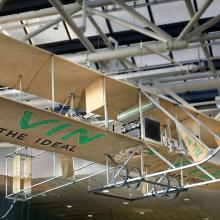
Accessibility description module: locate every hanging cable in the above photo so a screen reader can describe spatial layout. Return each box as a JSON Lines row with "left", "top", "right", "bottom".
{"left": 1, "top": 199, "right": 16, "bottom": 219}
{"left": 197, "top": 41, "right": 202, "bottom": 71}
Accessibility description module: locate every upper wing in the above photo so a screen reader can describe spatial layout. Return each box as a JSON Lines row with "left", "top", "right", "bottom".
{"left": 1, "top": 33, "right": 220, "bottom": 162}
{"left": 0, "top": 33, "right": 138, "bottom": 118}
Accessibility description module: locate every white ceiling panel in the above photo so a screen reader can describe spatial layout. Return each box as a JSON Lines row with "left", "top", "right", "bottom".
{"left": 173, "top": 45, "right": 206, "bottom": 62}
{"left": 0, "top": 21, "right": 26, "bottom": 41}
{"left": 26, "top": 15, "right": 69, "bottom": 44}
{"left": 110, "top": 8, "right": 150, "bottom": 32}
{"left": 135, "top": 52, "right": 171, "bottom": 67}
{"left": 151, "top": 1, "right": 191, "bottom": 25}
{"left": 212, "top": 39, "right": 220, "bottom": 56}
{"left": 197, "top": 0, "right": 220, "bottom": 18}
{"left": 64, "top": 16, "right": 109, "bottom": 39}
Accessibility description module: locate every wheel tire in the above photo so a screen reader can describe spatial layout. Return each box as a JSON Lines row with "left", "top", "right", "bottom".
{"left": 112, "top": 164, "right": 128, "bottom": 188}
{"left": 127, "top": 167, "right": 142, "bottom": 190}
{"left": 153, "top": 175, "right": 170, "bottom": 197}
{"left": 166, "top": 176, "right": 181, "bottom": 199}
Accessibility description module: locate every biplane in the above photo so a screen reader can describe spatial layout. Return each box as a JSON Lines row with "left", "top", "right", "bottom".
{"left": 0, "top": 32, "right": 220, "bottom": 202}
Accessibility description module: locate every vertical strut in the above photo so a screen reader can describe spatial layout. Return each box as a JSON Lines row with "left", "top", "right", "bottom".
{"left": 53, "top": 152, "right": 56, "bottom": 177}
{"left": 19, "top": 75, "right": 22, "bottom": 102}
{"left": 106, "top": 155, "right": 109, "bottom": 185}
{"left": 139, "top": 90, "right": 145, "bottom": 175}
{"left": 5, "top": 156, "right": 8, "bottom": 197}
{"left": 139, "top": 90, "right": 145, "bottom": 140}
{"left": 180, "top": 157, "right": 184, "bottom": 186}
{"left": 103, "top": 77, "right": 109, "bottom": 129}
{"left": 51, "top": 55, "right": 55, "bottom": 111}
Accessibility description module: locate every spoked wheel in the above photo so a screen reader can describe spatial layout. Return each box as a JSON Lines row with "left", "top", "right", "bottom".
{"left": 127, "top": 167, "right": 142, "bottom": 190}
{"left": 112, "top": 164, "right": 128, "bottom": 188}
{"left": 153, "top": 175, "right": 170, "bottom": 197}
{"left": 166, "top": 176, "right": 181, "bottom": 199}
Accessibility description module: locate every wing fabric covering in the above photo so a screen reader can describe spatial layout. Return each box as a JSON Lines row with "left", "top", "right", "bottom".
{"left": 1, "top": 34, "right": 220, "bottom": 190}
{"left": 60, "top": 155, "right": 74, "bottom": 179}
{"left": 0, "top": 33, "right": 220, "bottom": 147}
{"left": 0, "top": 96, "right": 139, "bottom": 164}
{"left": 176, "top": 124, "right": 209, "bottom": 162}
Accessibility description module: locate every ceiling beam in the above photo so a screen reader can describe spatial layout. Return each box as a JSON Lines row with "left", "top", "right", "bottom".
{"left": 22, "top": 4, "right": 81, "bottom": 42}
{"left": 37, "top": 17, "right": 220, "bottom": 54}
{"left": 177, "top": 0, "right": 213, "bottom": 40}
{"left": 187, "top": 14, "right": 220, "bottom": 39}
{"left": 87, "top": 6, "right": 167, "bottom": 42}
{"left": 48, "top": 0, "right": 95, "bottom": 53}
{"left": 111, "top": 0, "right": 173, "bottom": 42}
{"left": 0, "top": 0, "right": 73, "bottom": 16}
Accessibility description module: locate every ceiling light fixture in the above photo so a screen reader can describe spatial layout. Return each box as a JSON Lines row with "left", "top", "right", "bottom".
{"left": 123, "top": 202, "right": 129, "bottom": 205}
{"left": 66, "top": 205, "right": 72, "bottom": 208}
{"left": 88, "top": 214, "right": 93, "bottom": 218}
{"left": 139, "top": 212, "right": 145, "bottom": 215}
{"left": 184, "top": 198, "right": 190, "bottom": 201}
{"left": 102, "top": 189, "right": 110, "bottom": 193}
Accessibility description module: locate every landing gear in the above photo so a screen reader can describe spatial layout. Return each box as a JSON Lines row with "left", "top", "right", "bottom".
{"left": 153, "top": 175, "right": 181, "bottom": 199}
{"left": 153, "top": 175, "right": 170, "bottom": 197}
{"left": 127, "top": 167, "right": 142, "bottom": 190}
{"left": 166, "top": 176, "right": 181, "bottom": 199}
{"left": 112, "top": 165, "right": 142, "bottom": 190}
{"left": 112, "top": 164, "right": 128, "bottom": 188}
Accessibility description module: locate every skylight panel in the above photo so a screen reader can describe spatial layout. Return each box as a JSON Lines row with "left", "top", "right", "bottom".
{"left": 172, "top": 46, "right": 206, "bottom": 62}
{"left": 211, "top": 39, "right": 220, "bottom": 57}
{"left": 24, "top": 15, "right": 69, "bottom": 44}
{"left": 88, "top": 15, "right": 109, "bottom": 34}
{"left": 197, "top": 0, "right": 220, "bottom": 18}
{"left": 110, "top": 10, "right": 145, "bottom": 32}
{"left": 27, "top": 23, "right": 69, "bottom": 44}
{"left": 135, "top": 52, "right": 171, "bottom": 67}
{"left": 0, "top": 21, "right": 26, "bottom": 41}
{"left": 135, "top": 7, "right": 151, "bottom": 22}
{"left": 151, "top": 1, "right": 191, "bottom": 25}
{"left": 62, "top": 15, "right": 109, "bottom": 39}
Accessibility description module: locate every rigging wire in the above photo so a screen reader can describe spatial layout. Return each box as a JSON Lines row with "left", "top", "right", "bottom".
{"left": 1, "top": 199, "right": 16, "bottom": 219}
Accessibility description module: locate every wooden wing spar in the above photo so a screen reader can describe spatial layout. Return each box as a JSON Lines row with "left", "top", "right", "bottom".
{"left": 0, "top": 33, "right": 220, "bottom": 164}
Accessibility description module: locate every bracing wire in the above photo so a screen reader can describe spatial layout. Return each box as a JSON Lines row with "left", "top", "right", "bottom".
{"left": 1, "top": 199, "right": 16, "bottom": 219}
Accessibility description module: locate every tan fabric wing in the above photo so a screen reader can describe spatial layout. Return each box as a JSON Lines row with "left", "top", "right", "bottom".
{"left": 60, "top": 155, "right": 74, "bottom": 179}
{"left": 176, "top": 125, "right": 209, "bottom": 162}
{"left": 0, "top": 96, "right": 139, "bottom": 165}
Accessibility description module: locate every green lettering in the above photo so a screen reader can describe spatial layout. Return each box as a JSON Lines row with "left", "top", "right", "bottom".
{"left": 45, "top": 124, "right": 71, "bottom": 137}
{"left": 193, "top": 146, "right": 203, "bottom": 158}
{"left": 20, "top": 111, "right": 59, "bottom": 130}
{"left": 60, "top": 128, "right": 105, "bottom": 145}
{"left": 20, "top": 111, "right": 106, "bottom": 145}
{"left": 212, "top": 170, "right": 220, "bottom": 178}
{"left": 186, "top": 136, "right": 192, "bottom": 145}
{"left": 198, "top": 174, "right": 212, "bottom": 180}
{"left": 188, "top": 169, "right": 200, "bottom": 175}
{"left": 147, "top": 149, "right": 155, "bottom": 156}
{"left": 174, "top": 159, "right": 190, "bottom": 167}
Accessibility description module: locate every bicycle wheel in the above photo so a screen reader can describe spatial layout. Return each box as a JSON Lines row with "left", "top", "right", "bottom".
{"left": 166, "top": 176, "right": 181, "bottom": 199}
{"left": 127, "top": 167, "right": 142, "bottom": 190}
{"left": 153, "top": 175, "right": 170, "bottom": 197}
{"left": 112, "top": 164, "right": 128, "bottom": 188}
